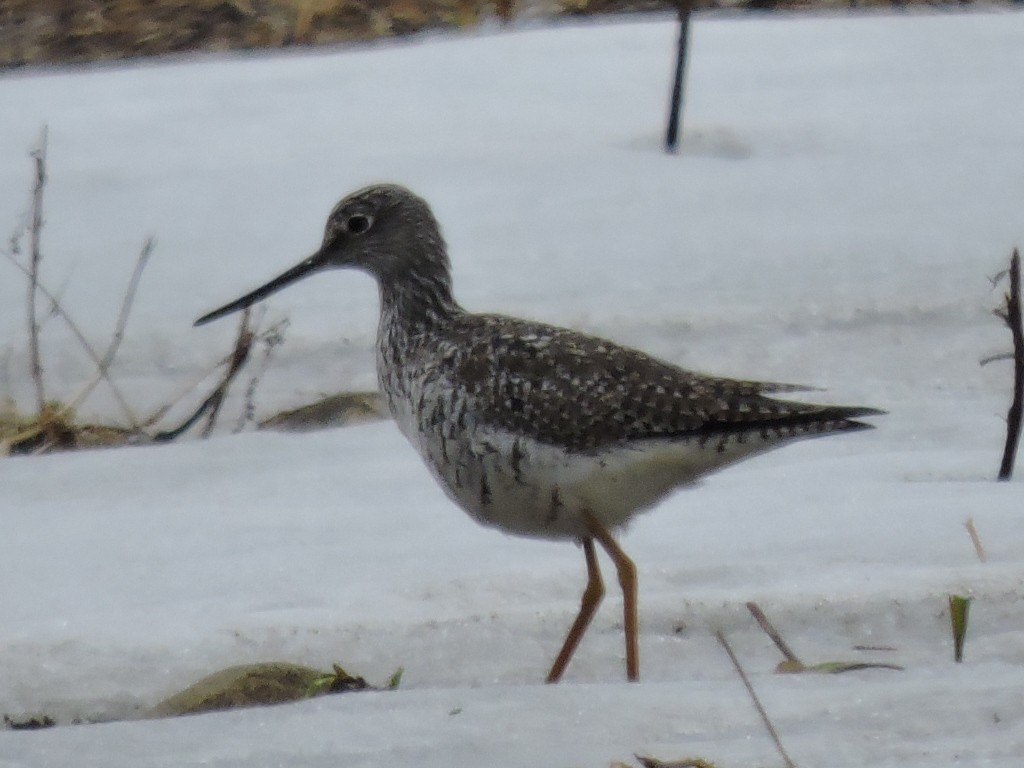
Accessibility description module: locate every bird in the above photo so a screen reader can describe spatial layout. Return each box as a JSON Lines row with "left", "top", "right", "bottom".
{"left": 195, "top": 184, "right": 882, "bottom": 683}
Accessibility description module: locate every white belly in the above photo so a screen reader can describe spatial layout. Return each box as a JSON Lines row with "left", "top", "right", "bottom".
{"left": 380, "top": 360, "right": 789, "bottom": 541}
{"left": 403, "top": 422, "right": 777, "bottom": 541}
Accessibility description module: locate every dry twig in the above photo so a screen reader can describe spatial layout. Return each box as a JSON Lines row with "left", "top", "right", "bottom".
{"left": 234, "top": 315, "right": 287, "bottom": 433}
{"left": 27, "top": 126, "right": 48, "bottom": 414}
{"left": 3, "top": 130, "right": 148, "bottom": 432}
{"left": 154, "top": 309, "right": 255, "bottom": 441}
{"left": 102, "top": 236, "right": 155, "bottom": 371}
{"left": 747, "top": 601, "right": 902, "bottom": 674}
{"left": 635, "top": 755, "right": 716, "bottom": 768}
{"left": 201, "top": 309, "right": 255, "bottom": 437}
{"left": 746, "top": 602, "right": 800, "bottom": 665}
{"left": 992, "top": 248, "right": 1023, "bottom": 480}
{"left": 964, "top": 517, "right": 987, "bottom": 563}
{"left": 140, "top": 353, "right": 234, "bottom": 429}
{"left": 2, "top": 133, "right": 271, "bottom": 449}
{"left": 1, "top": 249, "right": 139, "bottom": 426}
{"left": 715, "top": 630, "right": 796, "bottom": 768}
{"left": 61, "top": 237, "right": 155, "bottom": 427}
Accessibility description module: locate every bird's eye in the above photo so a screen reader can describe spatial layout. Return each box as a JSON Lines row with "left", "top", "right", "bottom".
{"left": 346, "top": 214, "right": 372, "bottom": 234}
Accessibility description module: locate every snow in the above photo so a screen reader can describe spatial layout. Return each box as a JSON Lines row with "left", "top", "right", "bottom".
{"left": 2, "top": 8, "right": 1024, "bottom": 766}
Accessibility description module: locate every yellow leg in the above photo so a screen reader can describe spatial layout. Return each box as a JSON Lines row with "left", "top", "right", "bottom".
{"left": 546, "top": 538, "right": 604, "bottom": 683}
{"left": 585, "top": 511, "right": 639, "bottom": 682}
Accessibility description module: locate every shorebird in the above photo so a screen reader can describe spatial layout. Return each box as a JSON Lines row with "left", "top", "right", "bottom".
{"left": 195, "top": 184, "right": 881, "bottom": 683}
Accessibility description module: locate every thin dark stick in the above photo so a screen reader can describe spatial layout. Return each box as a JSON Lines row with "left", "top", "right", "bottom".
{"left": 101, "top": 236, "right": 155, "bottom": 371}
{"left": 665, "top": 2, "right": 692, "bottom": 153}
{"left": 64, "top": 237, "right": 155, "bottom": 428}
{"left": 152, "top": 389, "right": 220, "bottom": 442}
{"left": 635, "top": 755, "right": 715, "bottom": 768}
{"left": 140, "top": 354, "right": 233, "bottom": 429}
{"left": 1, "top": 248, "right": 138, "bottom": 425}
{"left": 234, "top": 316, "right": 287, "bottom": 433}
{"left": 964, "top": 517, "right": 987, "bottom": 563}
{"left": 154, "top": 310, "right": 254, "bottom": 441}
{"left": 716, "top": 630, "right": 797, "bottom": 768}
{"left": 201, "top": 310, "right": 254, "bottom": 437}
{"left": 27, "top": 126, "right": 48, "bottom": 415}
{"left": 997, "top": 248, "right": 1022, "bottom": 480}
{"left": 980, "top": 351, "right": 1013, "bottom": 366}
{"left": 746, "top": 602, "right": 801, "bottom": 664}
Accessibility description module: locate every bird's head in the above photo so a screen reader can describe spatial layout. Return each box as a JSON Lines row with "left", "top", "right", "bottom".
{"left": 195, "top": 184, "right": 451, "bottom": 327}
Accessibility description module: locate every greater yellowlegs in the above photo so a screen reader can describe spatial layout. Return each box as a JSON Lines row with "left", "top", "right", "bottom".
{"left": 196, "top": 184, "right": 882, "bottom": 682}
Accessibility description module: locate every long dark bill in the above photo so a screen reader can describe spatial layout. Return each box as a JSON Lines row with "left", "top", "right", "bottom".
{"left": 194, "top": 251, "right": 327, "bottom": 327}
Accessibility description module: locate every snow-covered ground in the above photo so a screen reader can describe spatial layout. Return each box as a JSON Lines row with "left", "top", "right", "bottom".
{"left": 2, "top": 8, "right": 1024, "bottom": 767}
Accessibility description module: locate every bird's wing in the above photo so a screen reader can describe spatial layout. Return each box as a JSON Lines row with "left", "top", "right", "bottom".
{"left": 436, "top": 315, "right": 880, "bottom": 453}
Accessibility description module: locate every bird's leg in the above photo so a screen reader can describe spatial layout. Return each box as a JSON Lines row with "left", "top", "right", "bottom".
{"left": 546, "top": 537, "right": 604, "bottom": 683}
{"left": 584, "top": 510, "right": 639, "bottom": 682}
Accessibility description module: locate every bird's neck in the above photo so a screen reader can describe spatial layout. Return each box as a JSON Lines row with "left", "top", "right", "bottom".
{"left": 378, "top": 266, "right": 461, "bottom": 334}
{"left": 375, "top": 265, "right": 463, "bottom": 412}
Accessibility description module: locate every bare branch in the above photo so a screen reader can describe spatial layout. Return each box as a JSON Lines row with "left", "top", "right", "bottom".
{"left": 716, "top": 630, "right": 796, "bottom": 768}
{"left": 154, "top": 309, "right": 255, "bottom": 441}
{"left": 202, "top": 310, "right": 254, "bottom": 437}
{"left": 103, "top": 236, "right": 155, "bottom": 370}
{"left": 997, "top": 248, "right": 1022, "bottom": 480}
{"left": 234, "top": 316, "right": 288, "bottom": 433}
{"left": 140, "top": 352, "right": 234, "bottom": 429}
{"left": 27, "top": 126, "right": 48, "bottom": 415}
{"left": 1, "top": 249, "right": 139, "bottom": 427}
{"left": 152, "top": 390, "right": 220, "bottom": 442}
{"left": 62, "top": 237, "right": 155, "bottom": 425}
{"left": 4, "top": 132, "right": 149, "bottom": 432}
{"left": 746, "top": 602, "right": 801, "bottom": 665}
{"left": 989, "top": 268, "right": 1009, "bottom": 287}
{"left": 980, "top": 351, "right": 1013, "bottom": 367}
{"left": 964, "top": 517, "right": 987, "bottom": 563}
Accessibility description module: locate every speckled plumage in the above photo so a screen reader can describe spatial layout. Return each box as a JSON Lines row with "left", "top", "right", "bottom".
{"left": 196, "top": 183, "right": 883, "bottom": 682}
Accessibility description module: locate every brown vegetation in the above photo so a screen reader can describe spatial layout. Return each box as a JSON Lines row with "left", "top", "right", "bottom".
{"left": 0, "top": 0, "right": 506, "bottom": 67}
{"left": 1, "top": 0, "right": 1001, "bottom": 69}
{"left": 0, "top": 130, "right": 293, "bottom": 455}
